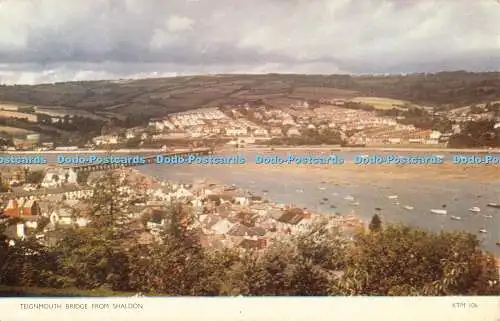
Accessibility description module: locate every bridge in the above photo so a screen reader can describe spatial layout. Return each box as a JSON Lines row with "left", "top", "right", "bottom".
{"left": 62, "top": 148, "right": 212, "bottom": 172}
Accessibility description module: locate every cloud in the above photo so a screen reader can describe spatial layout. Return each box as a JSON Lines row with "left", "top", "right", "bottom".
{"left": 0, "top": 0, "right": 499, "bottom": 84}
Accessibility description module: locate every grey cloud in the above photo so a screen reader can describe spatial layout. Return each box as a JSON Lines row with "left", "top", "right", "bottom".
{"left": 0, "top": 0, "right": 499, "bottom": 84}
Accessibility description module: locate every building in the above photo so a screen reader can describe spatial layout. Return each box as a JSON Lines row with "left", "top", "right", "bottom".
{"left": 41, "top": 168, "right": 78, "bottom": 188}
{"left": 225, "top": 127, "right": 248, "bottom": 137}
{"left": 3, "top": 199, "right": 41, "bottom": 217}
{"left": 286, "top": 127, "right": 301, "bottom": 137}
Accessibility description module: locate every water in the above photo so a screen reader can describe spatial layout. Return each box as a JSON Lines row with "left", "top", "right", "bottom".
{"left": 5, "top": 150, "right": 500, "bottom": 254}
{"left": 137, "top": 150, "right": 500, "bottom": 255}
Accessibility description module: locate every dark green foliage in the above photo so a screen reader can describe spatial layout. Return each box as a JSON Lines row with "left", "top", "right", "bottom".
{"left": 0, "top": 173, "right": 498, "bottom": 296}
{"left": 338, "top": 225, "right": 500, "bottom": 295}
{"left": 368, "top": 214, "right": 382, "bottom": 232}
{"left": 25, "top": 170, "right": 44, "bottom": 185}
{"left": 449, "top": 120, "right": 500, "bottom": 148}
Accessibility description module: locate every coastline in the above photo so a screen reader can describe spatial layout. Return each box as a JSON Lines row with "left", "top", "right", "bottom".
{"left": 2, "top": 145, "right": 500, "bottom": 155}
{"left": 126, "top": 168, "right": 367, "bottom": 233}
{"left": 220, "top": 145, "right": 500, "bottom": 153}
{"left": 151, "top": 162, "right": 500, "bottom": 182}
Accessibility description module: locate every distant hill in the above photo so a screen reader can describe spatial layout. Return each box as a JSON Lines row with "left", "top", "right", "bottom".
{"left": 0, "top": 71, "right": 499, "bottom": 123}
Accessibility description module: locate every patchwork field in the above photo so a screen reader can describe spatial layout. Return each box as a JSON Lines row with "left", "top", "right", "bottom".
{"left": 349, "top": 96, "right": 411, "bottom": 110}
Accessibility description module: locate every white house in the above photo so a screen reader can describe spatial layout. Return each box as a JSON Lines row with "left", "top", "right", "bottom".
{"left": 211, "top": 219, "right": 234, "bottom": 235}
{"left": 225, "top": 127, "right": 248, "bottom": 136}
{"left": 75, "top": 217, "right": 89, "bottom": 227}
{"left": 50, "top": 208, "right": 74, "bottom": 226}
{"left": 234, "top": 196, "right": 250, "bottom": 206}
{"left": 253, "top": 128, "right": 269, "bottom": 137}
{"left": 270, "top": 127, "right": 283, "bottom": 136}
{"left": 429, "top": 131, "right": 442, "bottom": 140}
{"left": 93, "top": 135, "right": 119, "bottom": 145}
{"left": 286, "top": 127, "right": 301, "bottom": 137}
{"left": 41, "top": 168, "right": 78, "bottom": 188}
{"left": 169, "top": 185, "right": 193, "bottom": 199}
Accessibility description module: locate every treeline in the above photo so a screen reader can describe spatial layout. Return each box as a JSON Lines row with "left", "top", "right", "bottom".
{"left": 313, "top": 71, "right": 500, "bottom": 107}
{"left": 449, "top": 120, "right": 500, "bottom": 148}
{"left": 0, "top": 173, "right": 499, "bottom": 296}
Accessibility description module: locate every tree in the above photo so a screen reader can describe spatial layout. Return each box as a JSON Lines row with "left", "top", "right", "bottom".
{"left": 25, "top": 170, "right": 45, "bottom": 184}
{"left": 128, "top": 201, "right": 207, "bottom": 295}
{"left": 76, "top": 171, "right": 90, "bottom": 185}
{"left": 338, "top": 224, "right": 500, "bottom": 295}
{"left": 369, "top": 214, "right": 382, "bottom": 232}
{"left": 55, "top": 170, "right": 133, "bottom": 291}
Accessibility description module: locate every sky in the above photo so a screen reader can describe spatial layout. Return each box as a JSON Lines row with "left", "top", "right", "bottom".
{"left": 0, "top": 0, "right": 499, "bottom": 84}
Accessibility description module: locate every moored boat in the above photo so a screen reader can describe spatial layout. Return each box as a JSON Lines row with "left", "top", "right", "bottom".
{"left": 450, "top": 216, "right": 462, "bottom": 221}
{"left": 479, "top": 228, "right": 487, "bottom": 233}
{"left": 403, "top": 205, "right": 414, "bottom": 210}
{"left": 487, "top": 203, "right": 500, "bottom": 209}
{"left": 344, "top": 195, "right": 354, "bottom": 201}
{"left": 430, "top": 209, "right": 447, "bottom": 215}
{"left": 468, "top": 207, "right": 481, "bottom": 213}
{"left": 387, "top": 195, "right": 398, "bottom": 199}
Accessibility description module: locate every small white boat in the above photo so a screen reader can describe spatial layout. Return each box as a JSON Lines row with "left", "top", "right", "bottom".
{"left": 387, "top": 195, "right": 398, "bottom": 199}
{"left": 430, "top": 209, "right": 447, "bottom": 215}
{"left": 352, "top": 202, "right": 360, "bottom": 206}
{"left": 296, "top": 189, "right": 303, "bottom": 193}
{"left": 469, "top": 207, "right": 481, "bottom": 213}
{"left": 487, "top": 203, "right": 500, "bottom": 209}
{"left": 344, "top": 195, "right": 354, "bottom": 201}
{"left": 479, "top": 228, "right": 487, "bottom": 233}
{"left": 332, "top": 192, "right": 338, "bottom": 196}
{"left": 450, "top": 216, "right": 462, "bottom": 221}
{"left": 393, "top": 202, "right": 400, "bottom": 206}
{"left": 484, "top": 215, "right": 493, "bottom": 218}
{"left": 319, "top": 187, "right": 326, "bottom": 191}
{"left": 403, "top": 205, "right": 414, "bottom": 211}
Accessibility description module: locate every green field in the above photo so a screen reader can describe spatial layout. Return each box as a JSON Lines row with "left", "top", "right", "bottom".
{"left": 349, "top": 96, "right": 411, "bottom": 110}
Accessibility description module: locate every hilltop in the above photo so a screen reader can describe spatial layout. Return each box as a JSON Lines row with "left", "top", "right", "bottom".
{"left": 0, "top": 71, "right": 499, "bottom": 147}
{"left": 0, "top": 71, "right": 499, "bottom": 122}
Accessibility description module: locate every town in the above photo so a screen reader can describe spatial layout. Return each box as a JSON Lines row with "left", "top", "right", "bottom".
{"left": 1, "top": 98, "right": 500, "bottom": 151}
{"left": 0, "top": 165, "right": 363, "bottom": 252}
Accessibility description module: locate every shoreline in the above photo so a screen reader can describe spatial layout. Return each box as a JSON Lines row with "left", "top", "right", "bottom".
{"left": 221, "top": 145, "right": 500, "bottom": 153}
{"left": 127, "top": 168, "right": 366, "bottom": 232}
{"left": 1, "top": 146, "right": 500, "bottom": 155}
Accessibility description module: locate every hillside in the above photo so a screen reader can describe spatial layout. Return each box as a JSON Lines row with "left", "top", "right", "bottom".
{"left": 0, "top": 71, "right": 499, "bottom": 123}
